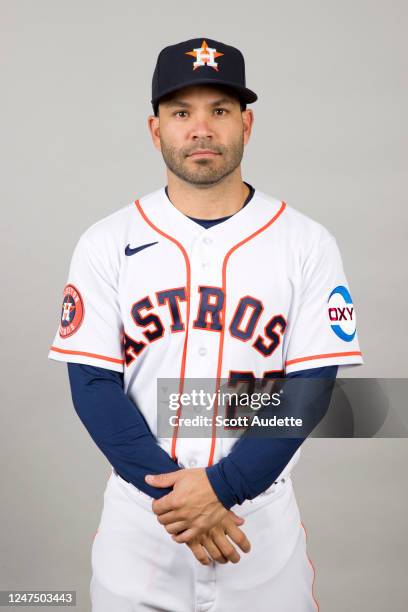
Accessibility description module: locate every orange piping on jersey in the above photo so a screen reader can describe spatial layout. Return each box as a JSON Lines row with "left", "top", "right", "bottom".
{"left": 285, "top": 350, "right": 362, "bottom": 367}
{"left": 49, "top": 346, "right": 124, "bottom": 364}
{"left": 134, "top": 199, "right": 191, "bottom": 462}
{"left": 301, "top": 522, "right": 320, "bottom": 611}
{"left": 208, "top": 200, "right": 287, "bottom": 467}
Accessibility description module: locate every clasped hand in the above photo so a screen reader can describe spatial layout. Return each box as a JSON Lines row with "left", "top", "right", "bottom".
{"left": 145, "top": 468, "right": 250, "bottom": 565}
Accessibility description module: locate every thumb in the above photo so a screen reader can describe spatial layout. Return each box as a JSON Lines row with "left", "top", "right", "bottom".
{"left": 145, "top": 471, "right": 179, "bottom": 488}
{"left": 229, "top": 511, "right": 245, "bottom": 525}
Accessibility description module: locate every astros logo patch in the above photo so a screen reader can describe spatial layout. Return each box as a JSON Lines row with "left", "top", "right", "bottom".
{"left": 327, "top": 285, "right": 356, "bottom": 342}
{"left": 185, "top": 40, "right": 224, "bottom": 71}
{"left": 59, "top": 284, "right": 84, "bottom": 338}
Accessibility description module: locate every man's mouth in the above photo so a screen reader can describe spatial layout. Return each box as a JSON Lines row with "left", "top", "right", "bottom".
{"left": 188, "top": 150, "right": 220, "bottom": 158}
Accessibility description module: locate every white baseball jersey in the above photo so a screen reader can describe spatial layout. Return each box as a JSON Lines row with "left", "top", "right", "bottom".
{"left": 48, "top": 186, "right": 363, "bottom": 472}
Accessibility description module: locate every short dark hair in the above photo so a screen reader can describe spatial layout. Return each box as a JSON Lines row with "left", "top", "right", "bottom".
{"left": 155, "top": 85, "right": 247, "bottom": 117}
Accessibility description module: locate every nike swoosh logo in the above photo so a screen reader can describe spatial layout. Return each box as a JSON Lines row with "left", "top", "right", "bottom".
{"left": 125, "top": 241, "right": 158, "bottom": 256}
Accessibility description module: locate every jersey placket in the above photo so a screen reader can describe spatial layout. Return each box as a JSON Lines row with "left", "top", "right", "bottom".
{"left": 174, "top": 228, "right": 225, "bottom": 469}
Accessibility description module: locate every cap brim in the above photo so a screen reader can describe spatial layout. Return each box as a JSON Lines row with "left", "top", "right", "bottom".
{"left": 151, "top": 78, "right": 258, "bottom": 108}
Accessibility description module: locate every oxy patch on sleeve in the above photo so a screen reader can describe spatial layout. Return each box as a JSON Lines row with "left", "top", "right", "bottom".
{"left": 327, "top": 285, "right": 356, "bottom": 342}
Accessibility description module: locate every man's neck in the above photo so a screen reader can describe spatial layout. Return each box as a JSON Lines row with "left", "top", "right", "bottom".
{"left": 166, "top": 172, "right": 250, "bottom": 220}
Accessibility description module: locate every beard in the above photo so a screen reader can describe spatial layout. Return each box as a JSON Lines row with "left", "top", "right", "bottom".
{"left": 159, "top": 133, "right": 244, "bottom": 187}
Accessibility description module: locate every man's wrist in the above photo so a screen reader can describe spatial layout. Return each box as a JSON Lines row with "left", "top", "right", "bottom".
{"left": 205, "top": 464, "right": 238, "bottom": 510}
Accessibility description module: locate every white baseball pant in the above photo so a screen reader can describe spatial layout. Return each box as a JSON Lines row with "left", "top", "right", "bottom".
{"left": 90, "top": 469, "right": 318, "bottom": 611}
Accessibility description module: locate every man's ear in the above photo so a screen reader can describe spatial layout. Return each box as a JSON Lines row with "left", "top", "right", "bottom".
{"left": 147, "top": 114, "right": 161, "bottom": 152}
{"left": 242, "top": 109, "right": 254, "bottom": 146}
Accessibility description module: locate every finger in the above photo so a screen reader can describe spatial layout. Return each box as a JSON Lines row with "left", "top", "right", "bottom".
{"left": 229, "top": 512, "right": 245, "bottom": 525}
{"left": 145, "top": 471, "right": 180, "bottom": 488}
{"left": 172, "top": 527, "right": 199, "bottom": 544}
{"left": 163, "top": 521, "right": 187, "bottom": 535}
{"left": 156, "top": 510, "right": 185, "bottom": 525}
{"left": 213, "top": 533, "right": 241, "bottom": 563}
{"left": 224, "top": 524, "right": 251, "bottom": 553}
{"left": 188, "top": 541, "right": 212, "bottom": 566}
{"left": 201, "top": 535, "right": 228, "bottom": 564}
{"left": 152, "top": 494, "right": 177, "bottom": 516}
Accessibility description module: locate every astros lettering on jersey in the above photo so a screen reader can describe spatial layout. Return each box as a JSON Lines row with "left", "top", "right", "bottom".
{"left": 48, "top": 186, "right": 363, "bottom": 470}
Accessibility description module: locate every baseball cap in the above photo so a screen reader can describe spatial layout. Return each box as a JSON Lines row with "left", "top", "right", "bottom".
{"left": 151, "top": 37, "right": 258, "bottom": 115}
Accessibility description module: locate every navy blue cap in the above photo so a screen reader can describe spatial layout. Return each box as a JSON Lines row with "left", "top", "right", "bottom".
{"left": 151, "top": 38, "right": 258, "bottom": 115}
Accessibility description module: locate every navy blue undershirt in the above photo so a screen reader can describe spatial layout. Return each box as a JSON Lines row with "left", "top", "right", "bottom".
{"left": 165, "top": 180, "right": 255, "bottom": 229}
{"left": 67, "top": 181, "right": 338, "bottom": 508}
{"left": 68, "top": 363, "right": 337, "bottom": 508}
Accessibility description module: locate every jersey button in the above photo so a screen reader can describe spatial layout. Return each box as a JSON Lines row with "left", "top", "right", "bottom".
{"left": 188, "top": 459, "right": 197, "bottom": 467}
{"left": 198, "top": 347, "right": 207, "bottom": 356}
{"left": 203, "top": 236, "right": 213, "bottom": 245}
{"left": 201, "top": 261, "right": 209, "bottom": 269}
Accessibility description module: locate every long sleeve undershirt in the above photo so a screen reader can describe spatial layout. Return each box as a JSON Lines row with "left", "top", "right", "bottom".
{"left": 67, "top": 363, "right": 337, "bottom": 507}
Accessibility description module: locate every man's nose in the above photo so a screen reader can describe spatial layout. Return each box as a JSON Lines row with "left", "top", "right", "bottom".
{"left": 190, "top": 116, "right": 214, "bottom": 139}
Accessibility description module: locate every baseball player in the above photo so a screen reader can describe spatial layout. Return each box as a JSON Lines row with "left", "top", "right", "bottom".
{"left": 48, "top": 37, "right": 363, "bottom": 611}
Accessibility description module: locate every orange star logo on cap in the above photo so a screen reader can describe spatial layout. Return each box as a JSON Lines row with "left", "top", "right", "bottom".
{"left": 185, "top": 40, "right": 224, "bottom": 71}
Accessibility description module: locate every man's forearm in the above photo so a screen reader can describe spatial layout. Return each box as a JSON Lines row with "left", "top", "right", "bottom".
{"left": 67, "top": 363, "right": 180, "bottom": 498}
{"left": 206, "top": 366, "right": 338, "bottom": 509}
{"left": 67, "top": 362, "right": 336, "bottom": 511}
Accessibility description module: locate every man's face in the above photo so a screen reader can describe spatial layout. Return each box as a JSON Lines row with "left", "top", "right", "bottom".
{"left": 148, "top": 85, "right": 253, "bottom": 187}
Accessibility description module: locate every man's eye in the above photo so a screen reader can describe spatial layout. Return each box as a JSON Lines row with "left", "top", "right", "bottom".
{"left": 173, "top": 108, "right": 228, "bottom": 117}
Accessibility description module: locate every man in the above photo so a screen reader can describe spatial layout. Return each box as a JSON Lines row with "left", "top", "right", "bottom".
{"left": 49, "top": 37, "right": 363, "bottom": 611}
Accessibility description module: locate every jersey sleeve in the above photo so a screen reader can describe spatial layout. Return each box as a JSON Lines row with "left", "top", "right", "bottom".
{"left": 48, "top": 232, "right": 124, "bottom": 372}
{"left": 283, "top": 233, "right": 364, "bottom": 374}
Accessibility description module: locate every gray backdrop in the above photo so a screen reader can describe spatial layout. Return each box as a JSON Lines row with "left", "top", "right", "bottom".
{"left": 1, "top": 1, "right": 407, "bottom": 610}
